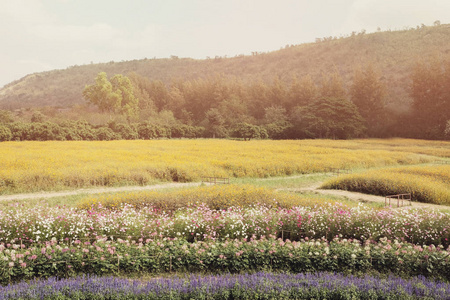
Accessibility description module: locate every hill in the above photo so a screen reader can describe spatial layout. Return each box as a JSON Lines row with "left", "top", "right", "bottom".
{"left": 1, "top": 24, "right": 450, "bottom": 111}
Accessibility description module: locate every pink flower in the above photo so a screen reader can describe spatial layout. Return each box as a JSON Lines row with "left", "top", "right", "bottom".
{"left": 20, "top": 262, "right": 27, "bottom": 268}
{"left": 8, "top": 262, "right": 14, "bottom": 267}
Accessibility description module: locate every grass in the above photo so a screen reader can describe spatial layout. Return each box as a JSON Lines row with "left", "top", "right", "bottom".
{"left": 0, "top": 173, "right": 386, "bottom": 212}
{"left": 321, "top": 165, "right": 450, "bottom": 205}
{"left": 232, "top": 173, "right": 332, "bottom": 188}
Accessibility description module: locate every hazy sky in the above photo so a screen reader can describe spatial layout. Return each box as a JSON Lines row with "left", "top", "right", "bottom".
{"left": 1, "top": 0, "right": 450, "bottom": 88}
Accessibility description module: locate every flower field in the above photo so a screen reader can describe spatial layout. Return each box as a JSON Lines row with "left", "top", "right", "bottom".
{"left": 77, "top": 184, "right": 335, "bottom": 211}
{"left": 2, "top": 272, "right": 449, "bottom": 300}
{"left": 0, "top": 199, "right": 449, "bottom": 297}
{"left": 1, "top": 138, "right": 449, "bottom": 298}
{"left": 1, "top": 201, "right": 449, "bottom": 246}
{"left": 0, "top": 138, "right": 443, "bottom": 194}
{"left": 321, "top": 165, "right": 450, "bottom": 205}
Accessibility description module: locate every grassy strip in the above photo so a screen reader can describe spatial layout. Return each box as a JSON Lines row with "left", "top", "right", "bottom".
{"left": 1, "top": 237, "right": 449, "bottom": 285}
{"left": 2, "top": 272, "right": 449, "bottom": 300}
{"left": 321, "top": 165, "right": 450, "bottom": 205}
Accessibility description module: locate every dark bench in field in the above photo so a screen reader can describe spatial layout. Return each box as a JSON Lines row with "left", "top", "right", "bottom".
{"left": 385, "top": 193, "right": 411, "bottom": 207}
{"left": 202, "top": 177, "right": 230, "bottom": 184}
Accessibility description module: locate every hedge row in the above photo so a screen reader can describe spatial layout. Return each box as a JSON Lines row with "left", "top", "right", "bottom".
{"left": 0, "top": 121, "right": 204, "bottom": 141}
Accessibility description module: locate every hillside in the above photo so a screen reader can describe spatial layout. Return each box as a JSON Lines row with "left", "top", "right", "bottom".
{"left": 1, "top": 24, "right": 450, "bottom": 111}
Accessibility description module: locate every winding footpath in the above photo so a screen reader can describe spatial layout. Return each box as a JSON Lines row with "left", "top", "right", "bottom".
{"left": 0, "top": 175, "right": 448, "bottom": 210}
{"left": 280, "top": 181, "right": 447, "bottom": 210}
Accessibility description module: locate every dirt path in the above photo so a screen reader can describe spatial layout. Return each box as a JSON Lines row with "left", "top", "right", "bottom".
{"left": 0, "top": 175, "right": 448, "bottom": 211}
{"left": 0, "top": 182, "right": 202, "bottom": 202}
{"left": 281, "top": 181, "right": 448, "bottom": 210}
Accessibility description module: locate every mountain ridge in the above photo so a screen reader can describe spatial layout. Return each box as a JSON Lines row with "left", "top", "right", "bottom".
{"left": 1, "top": 24, "right": 450, "bottom": 110}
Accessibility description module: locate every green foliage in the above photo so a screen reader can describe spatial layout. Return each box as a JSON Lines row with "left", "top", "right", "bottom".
{"left": 232, "top": 123, "right": 267, "bottom": 140}
{"left": 290, "top": 97, "right": 366, "bottom": 139}
{"left": 83, "top": 72, "right": 139, "bottom": 120}
{"left": 410, "top": 58, "right": 450, "bottom": 139}
{"left": 2, "top": 25, "right": 450, "bottom": 139}
{"left": 1, "top": 237, "right": 449, "bottom": 284}
{"left": 108, "top": 121, "right": 138, "bottom": 140}
{"left": 95, "top": 127, "right": 118, "bottom": 141}
{"left": 319, "top": 70, "right": 346, "bottom": 99}
{"left": 137, "top": 122, "right": 171, "bottom": 139}
{"left": 83, "top": 72, "right": 121, "bottom": 113}
{"left": 30, "top": 111, "right": 46, "bottom": 123}
{"left": 2, "top": 120, "right": 204, "bottom": 141}
{"left": 0, "top": 110, "right": 14, "bottom": 123}
{"left": 0, "top": 125, "right": 12, "bottom": 141}
{"left": 350, "top": 64, "right": 386, "bottom": 135}
{"left": 170, "top": 124, "right": 204, "bottom": 138}
{"left": 205, "top": 108, "right": 228, "bottom": 138}
{"left": 110, "top": 74, "right": 139, "bottom": 120}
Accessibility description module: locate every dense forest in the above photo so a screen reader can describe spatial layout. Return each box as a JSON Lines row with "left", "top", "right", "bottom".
{"left": 1, "top": 23, "right": 450, "bottom": 140}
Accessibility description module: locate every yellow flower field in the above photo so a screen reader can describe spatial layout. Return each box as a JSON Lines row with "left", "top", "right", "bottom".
{"left": 77, "top": 184, "right": 337, "bottom": 211}
{"left": 321, "top": 165, "right": 450, "bottom": 205}
{"left": 0, "top": 139, "right": 446, "bottom": 194}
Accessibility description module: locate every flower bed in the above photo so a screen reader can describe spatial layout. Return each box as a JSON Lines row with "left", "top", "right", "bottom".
{"left": 77, "top": 184, "right": 332, "bottom": 211}
{"left": 0, "top": 236, "right": 449, "bottom": 284}
{"left": 1, "top": 203, "right": 448, "bottom": 247}
{"left": 2, "top": 272, "right": 449, "bottom": 300}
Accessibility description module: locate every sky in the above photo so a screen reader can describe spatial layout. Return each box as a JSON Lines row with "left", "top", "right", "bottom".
{"left": 1, "top": 0, "right": 450, "bottom": 88}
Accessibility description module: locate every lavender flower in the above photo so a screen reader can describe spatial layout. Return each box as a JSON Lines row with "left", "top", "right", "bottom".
{"left": 1, "top": 272, "right": 449, "bottom": 299}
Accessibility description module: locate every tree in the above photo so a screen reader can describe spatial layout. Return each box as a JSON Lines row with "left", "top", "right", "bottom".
{"left": 83, "top": 72, "right": 139, "bottom": 121}
{"left": 232, "top": 123, "right": 267, "bottom": 140}
{"left": 83, "top": 72, "right": 121, "bottom": 113}
{"left": 288, "top": 75, "right": 318, "bottom": 108}
{"left": 31, "top": 111, "right": 45, "bottom": 123}
{"left": 205, "top": 108, "right": 227, "bottom": 138}
{"left": 319, "top": 70, "right": 346, "bottom": 99}
{"left": 0, "top": 110, "right": 14, "bottom": 123}
{"left": 445, "top": 120, "right": 450, "bottom": 139}
{"left": 165, "top": 87, "right": 186, "bottom": 118}
{"left": 290, "top": 97, "right": 366, "bottom": 139}
{"left": 110, "top": 74, "right": 139, "bottom": 121}
{"left": 350, "top": 64, "right": 386, "bottom": 135}
{"left": 262, "top": 106, "right": 292, "bottom": 139}
{"left": 0, "top": 125, "right": 12, "bottom": 141}
{"left": 217, "top": 95, "right": 252, "bottom": 126}
{"left": 410, "top": 58, "right": 450, "bottom": 138}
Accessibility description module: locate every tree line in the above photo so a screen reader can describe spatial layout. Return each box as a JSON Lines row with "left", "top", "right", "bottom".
{"left": 1, "top": 58, "right": 449, "bottom": 141}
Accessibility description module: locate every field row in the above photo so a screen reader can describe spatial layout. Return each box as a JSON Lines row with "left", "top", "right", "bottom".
{"left": 1, "top": 236, "right": 449, "bottom": 284}
{"left": 2, "top": 272, "right": 449, "bottom": 300}
{"left": 2, "top": 199, "right": 449, "bottom": 247}
{"left": 1, "top": 139, "right": 444, "bottom": 194}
